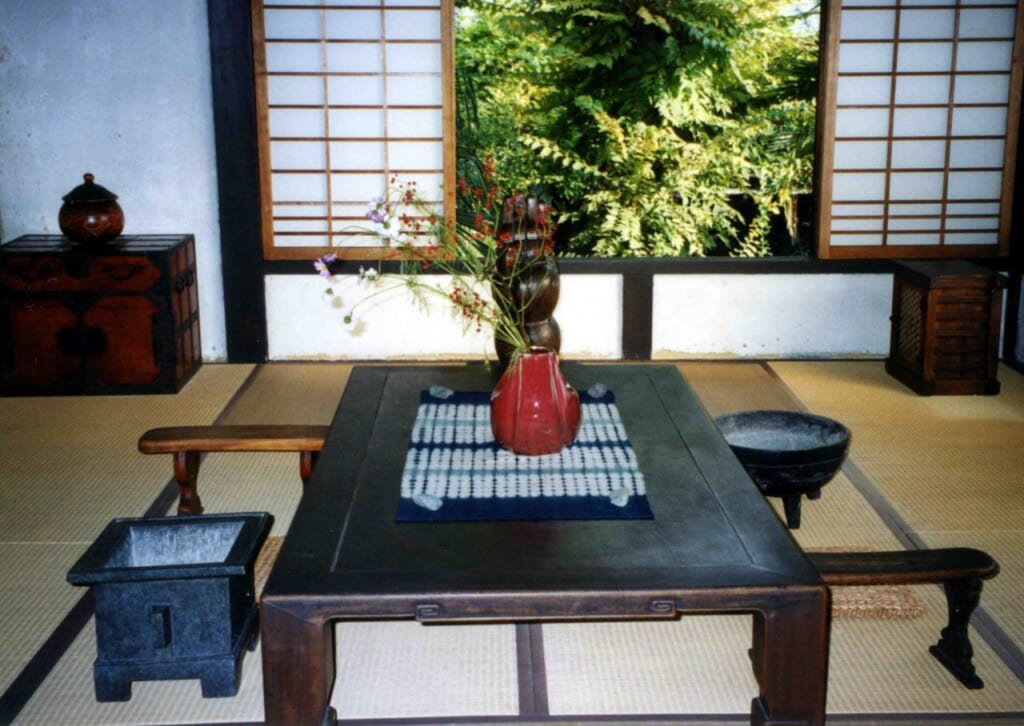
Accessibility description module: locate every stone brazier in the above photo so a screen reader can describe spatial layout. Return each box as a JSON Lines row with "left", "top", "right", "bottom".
{"left": 67, "top": 512, "right": 272, "bottom": 701}
{"left": 715, "top": 410, "right": 850, "bottom": 529}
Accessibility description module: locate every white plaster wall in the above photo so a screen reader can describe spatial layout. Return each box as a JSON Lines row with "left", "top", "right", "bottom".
{"left": 0, "top": 0, "right": 226, "bottom": 360}
{"left": 266, "top": 274, "right": 622, "bottom": 360}
{"left": 556, "top": 275, "right": 622, "bottom": 359}
{"left": 652, "top": 274, "right": 893, "bottom": 358}
{"left": 267, "top": 271, "right": 894, "bottom": 360}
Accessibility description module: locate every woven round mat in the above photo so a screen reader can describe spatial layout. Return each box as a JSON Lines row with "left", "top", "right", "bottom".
{"left": 808, "top": 547, "right": 925, "bottom": 619}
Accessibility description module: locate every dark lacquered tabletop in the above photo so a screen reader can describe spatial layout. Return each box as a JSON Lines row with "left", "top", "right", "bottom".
{"left": 263, "top": 363, "right": 821, "bottom": 617}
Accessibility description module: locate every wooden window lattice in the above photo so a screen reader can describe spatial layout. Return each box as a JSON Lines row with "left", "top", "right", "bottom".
{"left": 816, "top": 0, "right": 1023, "bottom": 259}
{"left": 252, "top": 0, "right": 455, "bottom": 260}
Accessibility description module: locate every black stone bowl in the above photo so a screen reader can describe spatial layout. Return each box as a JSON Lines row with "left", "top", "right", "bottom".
{"left": 714, "top": 410, "right": 851, "bottom": 528}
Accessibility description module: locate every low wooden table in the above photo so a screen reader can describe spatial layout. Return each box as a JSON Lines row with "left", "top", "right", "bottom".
{"left": 261, "top": 364, "right": 830, "bottom": 725}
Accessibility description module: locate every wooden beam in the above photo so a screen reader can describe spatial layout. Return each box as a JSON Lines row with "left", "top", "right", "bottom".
{"left": 207, "top": 0, "right": 268, "bottom": 362}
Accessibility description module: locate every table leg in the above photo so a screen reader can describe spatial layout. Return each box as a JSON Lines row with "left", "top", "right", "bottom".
{"left": 261, "top": 600, "right": 335, "bottom": 725}
{"left": 750, "top": 587, "right": 830, "bottom": 726}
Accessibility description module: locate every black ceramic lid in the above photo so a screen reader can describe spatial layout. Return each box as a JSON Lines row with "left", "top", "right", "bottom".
{"left": 62, "top": 173, "right": 118, "bottom": 203}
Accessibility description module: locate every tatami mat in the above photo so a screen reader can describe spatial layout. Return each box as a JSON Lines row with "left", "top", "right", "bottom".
{"left": 826, "top": 584, "right": 1024, "bottom": 714}
{"left": 5, "top": 361, "right": 1024, "bottom": 724}
{"left": 772, "top": 361, "right": 1024, "bottom": 660}
{"left": 0, "top": 364, "right": 254, "bottom": 713}
{"left": 0, "top": 365, "right": 254, "bottom": 542}
{"left": 0, "top": 544, "right": 85, "bottom": 695}
{"left": 180, "top": 452, "right": 304, "bottom": 535}
{"left": 676, "top": 361, "right": 798, "bottom": 415}
{"left": 15, "top": 625, "right": 265, "bottom": 725}
{"left": 544, "top": 617, "right": 755, "bottom": 715}
{"left": 770, "top": 362, "right": 1024, "bottom": 534}
{"left": 331, "top": 622, "right": 519, "bottom": 719}
{"left": 218, "top": 363, "right": 352, "bottom": 426}
{"left": 544, "top": 602, "right": 1024, "bottom": 717}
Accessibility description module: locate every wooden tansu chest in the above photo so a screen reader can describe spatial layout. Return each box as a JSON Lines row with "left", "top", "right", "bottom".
{"left": 886, "top": 260, "right": 1002, "bottom": 396}
{"left": 0, "top": 234, "right": 201, "bottom": 395}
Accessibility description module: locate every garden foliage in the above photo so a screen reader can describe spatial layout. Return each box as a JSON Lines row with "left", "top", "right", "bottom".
{"left": 456, "top": 0, "right": 819, "bottom": 257}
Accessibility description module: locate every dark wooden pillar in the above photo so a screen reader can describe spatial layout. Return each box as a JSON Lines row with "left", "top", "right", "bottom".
{"left": 622, "top": 273, "right": 653, "bottom": 360}
{"left": 207, "top": 0, "right": 268, "bottom": 362}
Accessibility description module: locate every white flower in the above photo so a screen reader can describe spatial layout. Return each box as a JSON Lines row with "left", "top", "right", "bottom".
{"left": 381, "top": 216, "right": 408, "bottom": 243}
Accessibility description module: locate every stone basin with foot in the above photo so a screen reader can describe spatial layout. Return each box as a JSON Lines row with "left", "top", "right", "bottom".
{"left": 715, "top": 410, "right": 851, "bottom": 529}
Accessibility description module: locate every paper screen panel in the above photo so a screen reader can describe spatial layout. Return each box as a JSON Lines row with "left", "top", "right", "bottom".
{"left": 253, "top": 0, "right": 453, "bottom": 260}
{"left": 818, "top": 0, "right": 1021, "bottom": 258}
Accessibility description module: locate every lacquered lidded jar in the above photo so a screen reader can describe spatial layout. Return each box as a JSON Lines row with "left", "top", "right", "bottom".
{"left": 58, "top": 173, "right": 125, "bottom": 245}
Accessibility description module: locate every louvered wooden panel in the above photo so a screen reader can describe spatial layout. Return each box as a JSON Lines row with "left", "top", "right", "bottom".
{"left": 886, "top": 260, "right": 1002, "bottom": 395}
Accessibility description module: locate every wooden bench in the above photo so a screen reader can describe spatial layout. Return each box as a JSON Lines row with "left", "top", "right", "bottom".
{"left": 808, "top": 547, "right": 1000, "bottom": 689}
{"left": 138, "top": 425, "right": 330, "bottom": 515}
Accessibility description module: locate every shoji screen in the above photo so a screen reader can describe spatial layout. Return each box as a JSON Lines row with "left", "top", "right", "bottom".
{"left": 253, "top": 0, "right": 454, "bottom": 260}
{"left": 817, "top": 0, "right": 1023, "bottom": 259}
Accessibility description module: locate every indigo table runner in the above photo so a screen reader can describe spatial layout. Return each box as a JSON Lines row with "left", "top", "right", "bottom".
{"left": 396, "top": 386, "right": 652, "bottom": 522}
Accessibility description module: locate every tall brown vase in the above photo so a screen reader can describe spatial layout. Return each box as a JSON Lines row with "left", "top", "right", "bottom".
{"left": 493, "top": 194, "right": 561, "bottom": 368}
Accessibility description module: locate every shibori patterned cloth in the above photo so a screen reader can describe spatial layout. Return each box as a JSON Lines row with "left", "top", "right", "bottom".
{"left": 395, "top": 386, "right": 653, "bottom": 522}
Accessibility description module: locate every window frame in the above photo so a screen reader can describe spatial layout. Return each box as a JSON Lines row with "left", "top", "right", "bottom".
{"left": 814, "top": 0, "right": 1023, "bottom": 259}
{"left": 251, "top": 0, "right": 456, "bottom": 261}
{"left": 251, "top": 0, "right": 1022, "bottom": 263}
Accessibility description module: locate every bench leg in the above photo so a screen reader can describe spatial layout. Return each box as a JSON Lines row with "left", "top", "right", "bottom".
{"left": 929, "top": 577, "right": 984, "bottom": 689}
{"left": 299, "top": 451, "right": 319, "bottom": 486}
{"left": 173, "top": 451, "right": 203, "bottom": 515}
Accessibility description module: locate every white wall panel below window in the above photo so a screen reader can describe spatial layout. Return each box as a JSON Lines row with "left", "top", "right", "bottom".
{"left": 651, "top": 275, "right": 892, "bottom": 358}
{"left": 266, "top": 275, "right": 622, "bottom": 360}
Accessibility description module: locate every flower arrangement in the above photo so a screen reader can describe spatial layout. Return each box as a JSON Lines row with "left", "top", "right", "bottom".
{"left": 315, "top": 165, "right": 557, "bottom": 360}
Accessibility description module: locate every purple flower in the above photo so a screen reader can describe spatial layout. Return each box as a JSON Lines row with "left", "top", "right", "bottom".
{"left": 314, "top": 253, "right": 338, "bottom": 279}
{"left": 366, "top": 197, "right": 388, "bottom": 224}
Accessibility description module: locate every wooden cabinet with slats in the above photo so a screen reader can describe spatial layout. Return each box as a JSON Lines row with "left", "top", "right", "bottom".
{"left": 886, "top": 260, "right": 1003, "bottom": 396}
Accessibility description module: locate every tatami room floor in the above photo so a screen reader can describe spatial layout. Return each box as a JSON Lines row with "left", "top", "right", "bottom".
{"left": 0, "top": 360, "right": 1022, "bottom": 725}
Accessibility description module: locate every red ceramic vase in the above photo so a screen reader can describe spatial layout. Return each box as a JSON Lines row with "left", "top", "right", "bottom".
{"left": 490, "top": 347, "right": 581, "bottom": 455}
